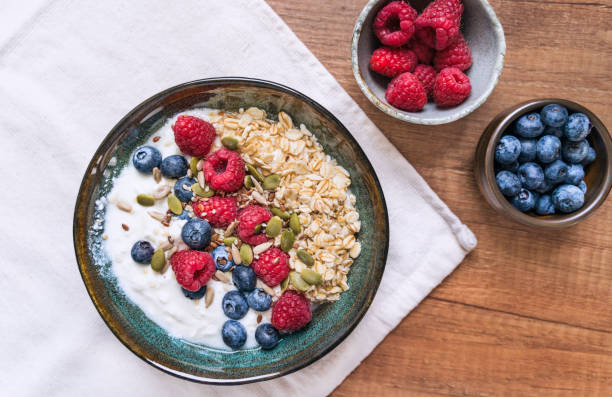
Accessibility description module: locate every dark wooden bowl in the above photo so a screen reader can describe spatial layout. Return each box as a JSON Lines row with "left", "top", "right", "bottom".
{"left": 475, "top": 99, "right": 612, "bottom": 229}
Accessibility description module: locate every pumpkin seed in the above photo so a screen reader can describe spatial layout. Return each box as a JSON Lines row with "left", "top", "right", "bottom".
{"left": 246, "top": 163, "right": 263, "bottom": 182}
{"left": 192, "top": 183, "right": 214, "bottom": 197}
{"left": 167, "top": 194, "right": 183, "bottom": 215}
{"left": 221, "top": 136, "right": 239, "bottom": 150}
{"left": 280, "top": 230, "right": 295, "bottom": 252}
{"left": 150, "top": 249, "right": 166, "bottom": 272}
{"left": 240, "top": 243, "right": 253, "bottom": 265}
{"left": 301, "top": 268, "right": 322, "bottom": 285}
{"left": 244, "top": 175, "right": 254, "bottom": 189}
{"left": 224, "top": 237, "right": 238, "bottom": 246}
{"left": 189, "top": 157, "right": 199, "bottom": 175}
{"left": 296, "top": 249, "right": 314, "bottom": 266}
{"left": 253, "top": 224, "right": 263, "bottom": 234}
{"left": 136, "top": 194, "right": 155, "bottom": 207}
{"left": 270, "top": 207, "right": 290, "bottom": 220}
{"left": 265, "top": 216, "right": 282, "bottom": 237}
{"left": 289, "top": 271, "right": 310, "bottom": 292}
{"left": 262, "top": 174, "right": 280, "bottom": 190}
{"left": 281, "top": 277, "right": 289, "bottom": 292}
{"left": 289, "top": 213, "right": 301, "bottom": 234}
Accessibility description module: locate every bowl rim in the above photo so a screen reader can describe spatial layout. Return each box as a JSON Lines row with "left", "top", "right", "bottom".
{"left": 475, "top": 98, "right": 612, "bottom": 229}
{"left": 72, "top": 77, "right": 390, "bottom": 384}
{"left": 351, "top": 0, "right": 507, "bottom": 125}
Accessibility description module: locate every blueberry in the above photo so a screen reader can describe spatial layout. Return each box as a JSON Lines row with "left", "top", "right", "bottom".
{"left": 534, "top": 178, "right": 555, "bottom": 194}
{"left": 160, "top": 155, "right": 188, "bottom": 178}
{"left": 181, "top": 286, "right": 207, "bottom": 300}
{"left": 511, "top": 189, "right": 536, "bottom": 212}
{"left": 544, "top": 126, "right": 564, "bottom": 139}
{"left": 497, "top": 161, "right": 519, "bottom": 173}
{"left": 247, "top": 288, "right": 272, "bottom": 311}
{"left": 181, "top": 218, "right": 211, "bottom": 250}
{"left": 518, "top": 162, "right": 544, "bottom": 190}
{"left": 562, "top": 139, "right": 589, "bottom": 164}
{"left": 578, "top": 180, "right": 587, "bottom": 194}
{"left": 544, "top": 160, "right": 569, "bottom": 184}
{"left": 255, "top": 323, "right": 280, "bottom": 350}
{"left": 174, "top": 176, "right": 196, "bottom": 202}
{"left": 132, "top": 146, "right": 162, "bottom": 173}
{"left": 565, "top": 164, "right": 585, "bottom": 185}
{"left": 536, "top": 135, "right": 561, "bottom": 163}
{"left": 581, "top": 146, "right": 596, "bottom": 166}
{"left": 535, "top": 194, "right": 556, "bottom": 216}
{"left": 222, "top": 320, "right": 247, "bottom": 349}
{"left": 564, "top": 113, "right": 591, "bottom": 142}
{"left": 130, "top": 240, "right": 154, "bottom": 264}
{"left": 211, "top": 245, "right": 235, "bottom": 272}
{"left": 496, "top": 171, "right": 521, "bottom": 197}
{"left": 552, "top": 184, "right": 585, "bottom": 213}
{"left": 515, "top": 113, "right": 544, "bottom": 138}
{"left": 495, "top": 135, "right": 521, "bottom": 165}
{"left": 222, "top": 290, "right": 249, "bottom": 320}
{"left": 518, "top": 138, "right": 537, "bottom": 162}
{"left": 174, "top": 211, "right": 192, "bottom": 220}
{"left": 232, "top": 265, "right": 256, "bottom": 292}
{"left": 540, "top": 104, "right": 568, "bottom": 128}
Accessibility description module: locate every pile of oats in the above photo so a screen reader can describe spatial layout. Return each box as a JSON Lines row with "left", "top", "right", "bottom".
{"left": 209, "top": 108, "right": 361, "bottom": 302}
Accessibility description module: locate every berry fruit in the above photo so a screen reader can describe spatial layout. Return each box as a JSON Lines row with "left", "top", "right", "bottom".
{"left": 564, "top": 113, "right": 591, "bottom": 142}
{"left": 132, "top": 146, "right": 162, "bottom": 173}
{"left": 222, "top": 290, "right": 249, "bottom": 320}
{"left": 407, "top": 37, "right": 434, "bottom": 65}
{"left": 131, "top": 240, "right": 154, "bottom": 264}
{"left": 552, "top": 184, "right": 584, "bottom": 213}
{"left": 496, "top": 170, "right": 521, "bottom": 197}
{"left": 535, "top": 195, "right": 555, "bottom": 215}
{"left": 518, "top": 162, "right": 545, "bottom": 190}
{"left": 181, "top": 218, "right": 212, "bottom": 250}
{"left": 385, "top": 72, "right": 427, "bottom": 112}
{"left": 211, "top": 245, "right": 235, "bottom": 272}
{"left": 237, "top": 205, "right": 272, "bottom": 245}
{"left": 495, "top": 135, "right": 521, "bottom": 165}
{"left": 369, "top": 47, "right": 417, "bottom": 78}
{"left": 170, "top": 250, "right": 215, "bottom": 291}
{"left": 540, "top": 104, "right": 568, "bottom": 128}
{"left": 192, "top": 196, "right": 238, "bottom": 227}
{"left": 247, "top": 288, "right": 272, "bottom": 311}
{"left": 566, "top": 164, "right": 585, "bottom": 186}
{"left": 518, "top": 138, "right": 537, "bottom": 163}
{"left": 181, "top": 286, "right": 207, "bottom": 300}
{"left": 433, "top": 34, "right": 472, "bottom": 72}
{"left": 160, "top": 155, "right": 188, "bottom": 178}
{"left": 255, "top": 323, "right": 280, "bottom": 350}
{"left": 562, "top": 139, "right": 589, "bottom": 164}
{"left": 511, "top": 188, "right": 536, "bottom": 212}
{"left": 271, "top": 290, "right": 312, "bottom": 332}
{"left": 373, "top": 1, "right": 418, "bottom": 47}
{"left": 172, "top": 115, "right": 216, "bottom": 157}
{"left": 432, "top": 67, "right": 471, "bottom": 107}
{"left": 544, "top": 159, "right": 569, "bottom": 184}
{"left": 232, "top": 265, "right": 257, "bottom": 292}
{"left": 415, "top": 0, "right": 464, "bottom": 50}
{"left": 203, "top": 148, "right": 246, "bottom": 192}
{"left": 516, "top": 113, "right": 545, "bottom": 138}
{"left": 173, "top": 176, "right": 196, "bottom": 202}
{"left": 222, "top": 320, "right": 247, "bottom": 349}
{"left": 252, "top": 247, "right": 290, "bottom": 287}
{"left": 536, "top": 135, "right": 562, "bottom": 164}
{"left": 582, "top": 146, "right": 596, "bottom": 166}
{"left": 413, "top": 64, "right": 436, "bottom": 98}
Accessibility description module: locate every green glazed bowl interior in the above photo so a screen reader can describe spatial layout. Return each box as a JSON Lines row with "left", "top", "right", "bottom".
{"left": 475, "top": 98, "right": 612, "bottom": 229}
{"left": 73, "top": 78, "right": 388, "bottom": 384}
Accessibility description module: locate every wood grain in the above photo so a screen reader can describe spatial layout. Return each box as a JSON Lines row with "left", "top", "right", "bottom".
{"left": 266, "top": 0, "right": 612, "bottom": 395}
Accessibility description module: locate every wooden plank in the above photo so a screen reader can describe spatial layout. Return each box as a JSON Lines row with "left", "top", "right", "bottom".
{"left": 266, "top": 0, "right": 612, "bottom": 394}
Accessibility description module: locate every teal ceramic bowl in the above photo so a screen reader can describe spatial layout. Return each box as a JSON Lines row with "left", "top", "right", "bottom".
{"left": 73, "top": 78, "right": 389, "bottom": 384}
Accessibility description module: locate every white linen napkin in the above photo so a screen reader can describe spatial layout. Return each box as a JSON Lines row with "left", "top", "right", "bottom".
{"left": 0, "top": 0, "right": 476, "bottom": 396}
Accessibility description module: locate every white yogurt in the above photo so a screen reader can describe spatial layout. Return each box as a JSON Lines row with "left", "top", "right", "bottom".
{"left": 103, "top": 108, "right": 270, "bottom": 350}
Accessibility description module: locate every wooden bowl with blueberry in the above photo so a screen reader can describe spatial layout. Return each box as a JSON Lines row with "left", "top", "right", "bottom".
{"left": 475, "top": 99, "right": 612, "bottom": 229}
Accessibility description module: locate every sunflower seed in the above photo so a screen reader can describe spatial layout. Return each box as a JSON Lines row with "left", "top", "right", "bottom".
{"left": 252, "top": 191, "right": 267, "bottom": 205}
{"left": 198, "top": 171, "right": 206, "bottom": 189}
{"left": 147, "top": 210, "right": 166, "bottom": 222}
{"left": 152, "top": 185, "right": 171, "bottom": 199}
{"left": 253, "top": 241, "right": 273, "bottom": 255}
{"left": 117, "top": 201, "right": 133, "bottom": 213}
{"left": 153, "top": 167, "right": 162, "bottom": 183}
{"left": 205, "top": 287, "right": 214, "bottom": 308}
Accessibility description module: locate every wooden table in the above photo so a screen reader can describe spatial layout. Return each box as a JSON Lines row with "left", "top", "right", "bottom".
{"left": 267, "top": 0, "right": 612, "bottom": 395}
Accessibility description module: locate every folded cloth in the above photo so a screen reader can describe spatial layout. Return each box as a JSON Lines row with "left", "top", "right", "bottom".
{"left": 0, "top": 0, "right": 476, "bottom": 395}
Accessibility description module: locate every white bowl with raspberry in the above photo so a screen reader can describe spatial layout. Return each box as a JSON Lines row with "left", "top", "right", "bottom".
{"left": 352, "top": 0, "right": 506, "bottom": 125}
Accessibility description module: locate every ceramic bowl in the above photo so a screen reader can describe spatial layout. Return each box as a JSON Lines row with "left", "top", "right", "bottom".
{"left": 475, "top": 99, "right": 612, "bottom": 229}
{"left": 351, "top": 0, "right": 506, "bottom": 125}
{"left": 73, "top": 78, "right": 389, "bottom": 384}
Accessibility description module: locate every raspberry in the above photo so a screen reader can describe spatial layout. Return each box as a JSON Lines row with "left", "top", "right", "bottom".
{"left": 433, "top": 34, "right": 472, "bottom": 72}
{"left": 192, "top": 196, "right": 237, "bottom": 227}
{"left": 172, "top": 115, "right": 216, "bottom": 157}
{"left": 170, "top": 250, "right": 216, "bottom": 292}
{"left": 413, "top": 64, "right": 436, "bottom": 98}
{"left": 433, "top": 67, "right": 472, "bottom": 107}
{"left": 203, "top": 148, "right": 246, "bottom": 192}
{"left": 369, "top": 47, "right": 417, "bottom": 78}
{"left": 415, "top": 0, "right": 463, "bottom": 50}
{"left": 407, "top": 37, "right": 434, "bottom": 65}
{"left": 252, "top": 247, "right": 290, "bottom": 287}
{"left": 385, "top": 72, "right": 427, "bottom": 112}
{"left": 373, "top": 1, "right": 418, "bottom": 47}
{"left": 271, "top": 290, "right": 312, "bottom": 332}
{"left": 237, "top": 205, "right": 271, "bottom": 245}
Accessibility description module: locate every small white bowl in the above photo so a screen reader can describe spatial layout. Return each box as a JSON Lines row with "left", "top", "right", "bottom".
{"left": 351, "top": 0, "right": 506, "bottom": 125}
